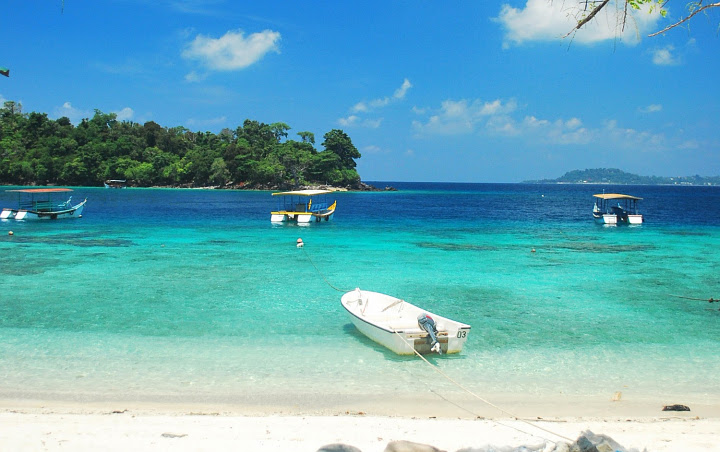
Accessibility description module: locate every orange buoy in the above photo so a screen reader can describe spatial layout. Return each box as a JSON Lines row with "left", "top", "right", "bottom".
{"left": 296, "top": 238, "right": 304, "bottom": 248}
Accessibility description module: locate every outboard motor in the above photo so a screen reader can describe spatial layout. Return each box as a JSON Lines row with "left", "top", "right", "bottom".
{"left": 417, "top": 313, "right": 442, "bottom": 354}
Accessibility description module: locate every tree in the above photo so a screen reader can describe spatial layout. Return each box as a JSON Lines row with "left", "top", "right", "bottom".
{"left": 564, "top": 1, "right": 720, "bottom": 38}
{"left": 321, "top": 129, "right": 360, "bottom": 169}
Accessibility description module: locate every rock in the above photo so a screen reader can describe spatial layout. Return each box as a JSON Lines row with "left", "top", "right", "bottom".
{"left": 316, "top": 444, "right": 362, "bottom": 452}
{"left": 662, "top": 404, "right": 690, "bottom": 411}
{"left": 384, "top": 440, "right": 445, "bottom": 452}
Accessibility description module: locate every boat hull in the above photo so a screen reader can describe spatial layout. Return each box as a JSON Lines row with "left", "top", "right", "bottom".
{"left": 593, "top": 213, "right": 617, "bottom": 225}
{"left": 271, "top": 210, "right": 335, "bottom": 223}
{"left": 341, "top": 289, "right": 470, "bottom": 355}
{"left": 1, "top": 200, "right": 86, "bottom": 220}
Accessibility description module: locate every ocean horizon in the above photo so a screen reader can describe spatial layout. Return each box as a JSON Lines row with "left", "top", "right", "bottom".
{"left": 1, "top": 182, "right": 719, "bottom": 416}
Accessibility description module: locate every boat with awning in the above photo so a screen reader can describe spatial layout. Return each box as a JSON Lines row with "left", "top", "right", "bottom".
{"left": 270, "top": 189, "right": 336, "bottom": 224}
{"left": 592, "top": 193, "right": 642, "bottom": 225}
{"left": 1, "top": 188, "right": 87, "bottom": 220}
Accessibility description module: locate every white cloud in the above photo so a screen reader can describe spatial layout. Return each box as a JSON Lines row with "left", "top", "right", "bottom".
{"left": 652, "top": 45, "right": 678, "bottom": 65}
{"left": 343, "top": 79, "right": 410, "bottom": 127}
{"left": 496, "top": 0, "right": 664, "bottom": 47}
{"left": 394, "top": 78, "right": 412, "bottom": 99}
{"left": 639, "top": 104, "right": 663, "bottom": 113}
{"left": 54, "top": 102, "right": 92, "bottom": 124}
{"left": 351, "top": 78, "right": 412, "bottom": 113}
{"left": 114, "top": 107, "right": 134, "bottom": 121}
{"left": 338, "top": 115, "right": 382, "bottom": 128}
{"left": 182, "top": 29, "right": 280, "bottom": 73}
{"left": 412, "top": 98, "right": 518, "bottom": 135}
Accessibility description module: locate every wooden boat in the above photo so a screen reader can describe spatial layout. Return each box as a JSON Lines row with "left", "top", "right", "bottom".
{"left": 270, "top": 189, "right": 336, "bottom": 224}
{"left": 1, "top": 188, "right": 87, "bottom": 220}
{"left": 104, "top": 179, "right": 127, "bottom": 188}
{"left": 341, "top": 288, "right": 471, "bottom": 355}
{"left": 592, "top": 193, "right": 643, "bottom": 225}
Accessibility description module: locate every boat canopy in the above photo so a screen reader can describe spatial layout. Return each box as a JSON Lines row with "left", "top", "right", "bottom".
{"left": 7, "top": 188, "right": 73, "bottom": 193}
{"left": 592, "top": 193, "right": 642, "bottom": 201}
{"left": 272, "top": 189, "right": 332, "bottom": 196}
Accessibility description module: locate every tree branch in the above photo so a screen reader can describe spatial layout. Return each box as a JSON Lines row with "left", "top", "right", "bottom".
{"left": 564, "top": 0, "right": 612, "bottom": 38}
{"left": 648, "top": 2, "right": 720, "bottom": 36}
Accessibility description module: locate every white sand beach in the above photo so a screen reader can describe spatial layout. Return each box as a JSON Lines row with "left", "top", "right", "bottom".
{"left": 1, "top": 398, "right": 718, "bottom": 451}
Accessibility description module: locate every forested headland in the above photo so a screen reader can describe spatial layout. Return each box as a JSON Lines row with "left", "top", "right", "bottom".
{"left": 0, "top": 101, "right": 367, "bottom": 189}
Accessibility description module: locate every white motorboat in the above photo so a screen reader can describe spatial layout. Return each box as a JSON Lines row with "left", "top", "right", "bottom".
{"left": 341, "top": 288, "right": 471, "bottom": 355}
{"left": 1, "top": 188, "right": 86, "bottom": 220}
{"left": 270, "top": 189, "right": 336, "bottom": 224}
{"left": 592, "top": 193, "right": 643, "bottom": 225}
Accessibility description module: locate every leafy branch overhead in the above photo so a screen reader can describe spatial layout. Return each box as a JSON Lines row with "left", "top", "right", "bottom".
{"left": 564, "top": 0, "right": 719, "bottom": 38}
{"left": 0, "top": 101, "right": 363, "bottom": 189}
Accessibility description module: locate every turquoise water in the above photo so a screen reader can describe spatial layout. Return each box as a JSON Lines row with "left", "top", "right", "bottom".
{"left": 1, "top": 183, "right": 719, "bottom": 411}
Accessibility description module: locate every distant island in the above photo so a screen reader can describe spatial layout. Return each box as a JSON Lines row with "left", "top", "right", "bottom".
{"left": 525, "top": 168, "right": 720, "bottom": 186}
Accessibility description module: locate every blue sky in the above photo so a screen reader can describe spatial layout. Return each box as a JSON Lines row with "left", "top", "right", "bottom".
{"left": 1, "top": 1, "right": 718, "bottom": 183}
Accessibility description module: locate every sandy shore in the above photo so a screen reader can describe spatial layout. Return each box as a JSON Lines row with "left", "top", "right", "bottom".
{"left": 1, "top": 400, "right": 718, "bottom": 451}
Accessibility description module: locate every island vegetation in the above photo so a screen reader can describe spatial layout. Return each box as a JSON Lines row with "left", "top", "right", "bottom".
{"left": 0, "top": 100, "right": 369, "bottom": 190}
{"left": 526, "top": 168, "right": 720, "bottom": 186}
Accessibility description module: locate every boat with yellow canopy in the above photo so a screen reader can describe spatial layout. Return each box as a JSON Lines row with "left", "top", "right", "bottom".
{"left": 270, "top": 189, "right": 336, "bottom": 224}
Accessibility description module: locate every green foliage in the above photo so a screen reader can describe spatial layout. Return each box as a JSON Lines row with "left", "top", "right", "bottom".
{"left": 0, "top": 101, "right": 363, "bottom": 188}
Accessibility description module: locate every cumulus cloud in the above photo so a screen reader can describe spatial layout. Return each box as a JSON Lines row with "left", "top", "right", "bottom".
{"left": 114, "top": 107, "right": 134, "bottom": 121}
{"left": 182, "top": 29, "right": 280, "bottom": 75}
{"left": 496, "top": 0, "right": 664, "bottom": 47}
{"left": 652, "top": 45, "right": 679, "bottom": 65}
{"left": 412, "top": 98, "right": 518, "bottom": 135}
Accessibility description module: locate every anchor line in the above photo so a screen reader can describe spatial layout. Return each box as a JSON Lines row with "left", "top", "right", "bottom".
{"left": 393, "top": 331, "right": 573, "bottom": 444}
{"left": 669, "top": 294, "right": 718, "bottom": 302}
{"left": 301, "top": 245, "right": 351, "bottom": 293}
{"left": 302, "top": 241, "right": 571, "bottom": 443}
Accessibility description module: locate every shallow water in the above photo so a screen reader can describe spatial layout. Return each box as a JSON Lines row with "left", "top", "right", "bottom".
{"left": 1, "top": 183, "right": 719, "bottom": 412}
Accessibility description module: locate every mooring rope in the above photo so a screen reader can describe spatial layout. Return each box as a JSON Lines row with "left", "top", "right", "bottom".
{"left": 394, "top": 331, "right": 574, "bottom": 443}
{"left": 669, "top": 294, "right": 717, "bottom": 303}
{"left": 300, "top": 244, "right": 350, "bottom": 293}
{"left": 299, "top": 240, "right": 572, "bottom": 443}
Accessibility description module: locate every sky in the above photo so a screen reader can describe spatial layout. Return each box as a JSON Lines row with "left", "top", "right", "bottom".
{"left": 1, "top": 0, "right": 718, "bottom": 183}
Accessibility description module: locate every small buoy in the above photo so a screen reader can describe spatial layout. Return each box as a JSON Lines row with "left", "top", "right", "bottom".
{"left": 296, "top": 238, "right": 304, "bottom": 248}
{"left": 531, "top": 248, "right": 536, "bottom": 253}
{"left": 8, "top": 231, "right": 13, "bottom": 236}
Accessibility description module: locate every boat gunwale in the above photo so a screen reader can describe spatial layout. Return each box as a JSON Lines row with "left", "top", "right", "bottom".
{"left": 341, "top": 291, "right": 471, "bottom": 335}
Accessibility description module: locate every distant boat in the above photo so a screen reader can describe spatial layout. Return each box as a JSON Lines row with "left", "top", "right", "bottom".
{"left": 341, "top": 288, "right": 471, "bottom": 355}
{"left": 1, "top": 188, "right": 87, "bottom": 220}
{"left": 592, "top": 193, "right": 643, "bottom": 225}
{"left": 270, "top": 189, "right": 336, "bottom": 224}
{"left": 104, "top": 179, "right": 127, "bottom": 188}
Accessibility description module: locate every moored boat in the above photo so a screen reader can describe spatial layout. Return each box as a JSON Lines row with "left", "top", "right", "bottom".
{"left": 1, "top": 188, "right": 87, "bottom": 220}
{"left": 104, "top": 179, "right": 127, "bottom": 188}
{"left": 592, "top": 193, "right": 643, "bottom": 225}
{"left": 341, "top": 288, "right": 471, "bottom": 355}
{"left": 270, "top": 189, "right": 336, "bottom": 224}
